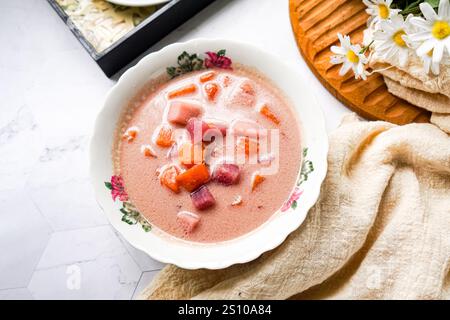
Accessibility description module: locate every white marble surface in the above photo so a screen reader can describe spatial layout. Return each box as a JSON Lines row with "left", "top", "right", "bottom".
{"left": 0, "top": 0, "right": 350, "bottom": 300}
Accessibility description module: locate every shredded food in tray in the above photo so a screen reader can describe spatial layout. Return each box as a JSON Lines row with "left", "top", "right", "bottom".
{"left": 56, "top": 0, "right": 157, "bottom": 53}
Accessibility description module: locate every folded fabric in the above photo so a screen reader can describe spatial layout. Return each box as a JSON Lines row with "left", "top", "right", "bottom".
{"left": 140, "top": 115, "right": 450, "bottom": 300}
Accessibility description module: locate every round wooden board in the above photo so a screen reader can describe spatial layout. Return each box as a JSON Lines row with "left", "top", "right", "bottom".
{"left": 289, "top": 0, "right": 430, "bottom": 124}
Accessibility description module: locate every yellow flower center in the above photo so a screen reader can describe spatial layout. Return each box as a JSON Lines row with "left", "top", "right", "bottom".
{"left": 432, "top": 21, "right": 450, "bottom": 40}
{"left": 392, "top": 30, "right": 407, "bottom": 47}
{"left": 378, "top": 4, "right": 389, "bottom": 19}
{"left": 346, "top": 50, "right": 359, "bottom": 63}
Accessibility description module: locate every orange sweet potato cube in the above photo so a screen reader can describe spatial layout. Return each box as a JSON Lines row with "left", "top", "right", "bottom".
{"left": 176, "top": 163, "right": 210, "bottom": 192}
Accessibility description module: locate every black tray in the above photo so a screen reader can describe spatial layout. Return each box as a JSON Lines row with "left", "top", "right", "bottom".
{"left": 48, "top": 0, "right": 217, "bottom": 77}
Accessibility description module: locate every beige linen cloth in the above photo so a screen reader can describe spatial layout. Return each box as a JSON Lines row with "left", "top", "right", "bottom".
{"left": 140, "top": 115, "right": 450, "bottom": 300}
{"left": 371, "top": 55, "right": 450, "bottom": 134}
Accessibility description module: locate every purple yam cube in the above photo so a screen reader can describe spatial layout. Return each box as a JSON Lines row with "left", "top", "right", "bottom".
{"left": 190, "top": 185, "right": 216, "bottom": 210}
{"left": 213, "top": 164, "right": 240, "bottom": 186}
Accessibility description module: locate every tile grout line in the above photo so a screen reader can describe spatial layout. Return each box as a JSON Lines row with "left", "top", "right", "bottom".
{"left": 130, "top": 271, "right": 144, "bottom": 300}
{"left": 36, "top": 222, "right": 112, "bottom": 235}
{"left": 0, "top": 286, "right": 29, "bottom": 292}
{"left": 27, "top": 191, "right": 56, "bottom": 234}
{"left": 21, "top": 193, "right": 53, "bottom": 292}
{"left": 113, "top": 227, "right": 164, "bottom": 273}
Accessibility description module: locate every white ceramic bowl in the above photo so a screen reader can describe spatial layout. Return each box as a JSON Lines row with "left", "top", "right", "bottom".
{"left": 90, "top": 39, "right": 328, "bottom": 269}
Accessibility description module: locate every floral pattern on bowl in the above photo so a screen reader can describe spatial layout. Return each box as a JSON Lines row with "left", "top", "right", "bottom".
{"left": 166, "top": 49, "right": 232, "bottom": 78}
{"left": 281, "top": 148, "right": 314, "bottom": 212}
{"left": 105, "top": 176, "right": 151, "bottom": 232}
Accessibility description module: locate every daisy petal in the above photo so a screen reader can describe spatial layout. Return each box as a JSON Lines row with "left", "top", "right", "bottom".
{"left": 420, "top": 2, "right": 438, "bottom": 21}
{"left": 360, "top": 71, "right": 367, "bottom": 80}
{"left": 399, "top": 49, "right": 409, "bottom": 67}
{"left": 405, "top": 13, "right": 415, "bottom": 25}
{"left": 409, "top": 17, "right": 433, "bottom": 30}
{"left": 330, "top": 55, "right": 345, "bottom": 64}
{"left": 381, "top": 22, "right": 396, "bottom": 33}
{"left": 376, "top": 41, "right": 394, "bottom": 52}
{"left": 391, "top": 9, "right": 402, "bottom": 16}
{"left": 353, "top": 63, "right": 366, "bottom": 80}
{"left": 391, "top": 14, "right": 404, "bottom": 26}
{"left": 432, "top": 42, "right": 444, "bottom": 63}
{"left": 338, "top": 33, "right": 351, "bottom": 49}
{"left": 431, "top": 61, "right": 440, "bottom": 75}
{"left": 331, "top": 46, "right": 347, "bottom": 55}
{"left": 373, "top": 32, "right": 387, "bottom": 41}
{"left": 360, "top": 54, "right": 369, "bottom": 64}
{"left": 423, "top": 58, "right": 431, "bottom": 73}
{"left": 408, "top": 31, "right": 433, "bottom": 42}
{"left": 401, "top": 34, "right": 411, "bottom": 46}
{"left": 385, "top": 45, "right": 398, "bottom": 61}
{"left": 339, "top": 61, "right": 352, "bottom": 76}
{"left": 417, "top": 39, "right": 436, "bottom": 56}
{"left": 352, "top": 44, "right": 362, "bottom": 52}
{"left": 438, "top": 0, "right": 449, "bottom": 18}
{"left": 356, "top": 61, "right": 364, "bottom": 75}
{"left": 343, "top": 35, "right": 352, "bottom": 48}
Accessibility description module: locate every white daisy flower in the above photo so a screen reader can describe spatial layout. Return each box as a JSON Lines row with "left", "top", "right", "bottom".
{"left": 409, "top": 0, "right": 450, "bottom": 64}
{"left": 373, "top": 14, "right": 412, "bottom": 67}
{"left": 331, "top": 33, "right": 369, "bottom": 80}
{"left": 363, "top": 0, "right": 401, "bottom": 27}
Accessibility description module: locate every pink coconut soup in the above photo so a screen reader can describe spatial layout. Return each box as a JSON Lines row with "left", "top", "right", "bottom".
{"left": 114, "top": 67, "right": 302, "bottom": 242}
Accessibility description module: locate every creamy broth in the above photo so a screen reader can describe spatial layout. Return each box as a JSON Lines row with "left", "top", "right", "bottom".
{"left": 114, "top": 66, "right": 302, "bottom": 242}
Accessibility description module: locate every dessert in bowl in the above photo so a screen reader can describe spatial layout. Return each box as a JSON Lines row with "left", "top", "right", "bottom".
{"left": 90, "top": 39, "right": 328, "bottom": 269}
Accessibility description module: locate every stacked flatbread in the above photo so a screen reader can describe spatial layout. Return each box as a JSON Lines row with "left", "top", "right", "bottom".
{"left": 372, "top": 55, "right": 450, "bottom": 133}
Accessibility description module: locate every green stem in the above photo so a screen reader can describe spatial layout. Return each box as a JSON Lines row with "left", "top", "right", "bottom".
{"left": 360, "top": 40, "right": 374, "bottom": 54}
